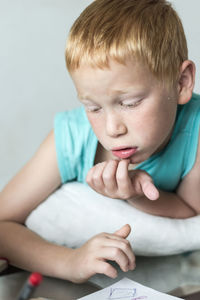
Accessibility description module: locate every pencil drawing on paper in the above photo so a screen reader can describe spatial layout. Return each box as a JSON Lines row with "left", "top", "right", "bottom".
{"left": 108, "top": 287, "right": 136, "bottom": 299}
{"left": 108, "top": 287, "right": 148, "bottom": 299}
{"left": 131, "top": 297, "right": 148, "bottom": 300}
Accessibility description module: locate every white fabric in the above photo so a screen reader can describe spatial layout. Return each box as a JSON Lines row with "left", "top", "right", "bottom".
{"left": 26, "top": 182, "right": 200, "bottom": 256}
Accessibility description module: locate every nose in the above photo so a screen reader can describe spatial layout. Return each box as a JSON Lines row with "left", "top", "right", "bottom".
{"left": 105, "top": 111, "right": 127, "bottom": 137}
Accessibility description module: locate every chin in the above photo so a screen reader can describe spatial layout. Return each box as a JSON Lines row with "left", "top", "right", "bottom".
{"left": 130, "top": 153, "right": 150, "bottom": 164}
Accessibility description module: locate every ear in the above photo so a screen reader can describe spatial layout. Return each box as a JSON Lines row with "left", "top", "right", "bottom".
{"left": 177, "top": 60, "right": 196, "bottom": 105}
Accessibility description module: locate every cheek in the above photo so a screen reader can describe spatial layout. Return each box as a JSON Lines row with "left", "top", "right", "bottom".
{"left": 87, "top": 114, "right": 104, "bottom": 138}
{"left": 134, "top": 101, "right": 177, "bottom": 143}
{"left": 153, "top": 106, "right": 176, "bottom": 142}
{"left": 155, "top": 101, "right": 177, "bottom": 130}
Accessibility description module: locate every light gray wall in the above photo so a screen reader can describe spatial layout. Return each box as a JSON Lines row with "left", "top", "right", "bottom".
{"left": 0, "top": 0, "right": 93, "bottom": 189}
{"left": 171, "top": 0, "right": 200, "bottom": 91}
{"left": 0, "top": 0, "right": 199, "bottom": 190}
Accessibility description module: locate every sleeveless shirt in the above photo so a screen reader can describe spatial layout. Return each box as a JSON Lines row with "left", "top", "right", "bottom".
{"left": 54, "top": 93, "right": 200, "bottom": 192}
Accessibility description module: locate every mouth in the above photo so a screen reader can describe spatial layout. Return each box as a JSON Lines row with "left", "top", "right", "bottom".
{"left": 111, "top": 147, "right": 138, "bottom": 159}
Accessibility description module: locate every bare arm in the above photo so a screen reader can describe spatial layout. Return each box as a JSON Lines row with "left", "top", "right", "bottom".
{"left": 127, "top": 190, "right": 196, "bottom": 219}
{"left": 175, "top": 130, "right": 200, "bottom": 215}
{"left": 0, "top": 130, "right": 61, "bottom": 223}
{"left": 0, "top": 130, "right": 68, "bottom": 278}
{"left": 0, "top": 221, "right": 74, "bottom": 278}
{"left": 128, "top": 130, "right": 200, "bottom": 219}
{"left": 0, "top": 130, "right": 135, "bottom": 282}
{"left": 87, "top": 152, "right": 199, "bottom": 219}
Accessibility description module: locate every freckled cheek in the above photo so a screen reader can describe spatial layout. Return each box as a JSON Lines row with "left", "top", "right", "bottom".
{"left": 140, "top": 111, "right": 174, "bottom": 146}
{"left": 129, "top": 112, "right": 163, "bottom": 144}
{"left": 87, "top": 115, "right": 105, "bottom": 139}
{"left": 130, "top": 121, "right": 156, "bottom": 145}
{"left": 127, "top": 113, "right": 151, "bottom": 133}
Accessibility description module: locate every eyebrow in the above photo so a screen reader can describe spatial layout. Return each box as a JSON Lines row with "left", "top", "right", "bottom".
{"left": 78, "top": 94, "right": 93, "bottom": 101}
{"left": 78, "top": 89, "right": 144, "bottom": 102}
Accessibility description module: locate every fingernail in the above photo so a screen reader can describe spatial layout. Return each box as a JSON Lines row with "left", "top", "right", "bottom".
{"left": 124, "top": 265, "right": 129, "bottom": 272}
{"left": 130, "top": 263, "right": 136, "bottom": 270}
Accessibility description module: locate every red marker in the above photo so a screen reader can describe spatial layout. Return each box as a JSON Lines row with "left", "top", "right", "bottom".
{"left": 16, "top": 272, "right": 43, "bottom": 300}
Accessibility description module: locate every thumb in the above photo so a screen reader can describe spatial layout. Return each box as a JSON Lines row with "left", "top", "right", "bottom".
{"left": 141, "top": 179, "right": 159, "bottom": 201}
{"left": 114, "top": 224, "right": 131, "bottom": 238}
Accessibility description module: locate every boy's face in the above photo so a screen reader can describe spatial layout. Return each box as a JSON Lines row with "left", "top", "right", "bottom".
{"left": 71, "top": 59, "right": 178, "bottom": 164}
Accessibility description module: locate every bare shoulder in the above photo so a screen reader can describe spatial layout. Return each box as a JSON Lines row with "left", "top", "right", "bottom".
{"left": 176, "top": 127, "right": 200, "bottom": 214}
{"left": 0, "top": 129, "right": 61, "bottom": 223}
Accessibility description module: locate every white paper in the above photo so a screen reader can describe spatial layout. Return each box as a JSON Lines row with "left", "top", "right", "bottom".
{"left": 78, "top": 278, "right": 183, "bottom": 300}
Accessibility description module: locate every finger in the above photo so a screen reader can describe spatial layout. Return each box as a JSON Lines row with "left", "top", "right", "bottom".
{"left": 102, "top": 238, "right": 135, "bottom": 270}
{"left": 92, "top": 162, "right": 107, "bottom": 188}
{"left": 92, "top": 231, "right": 135, "bottom": 270}
{"left": 101, "top": 246, "right": 131, "bottom": 272}
{"left": 130, "top": 170, "right": 159, "bottom": 200}
{"left": 114, "top": 224, "right": 131, "bottom": 238}
{"left": 141, "top": 180, "right": 159, "bottom": 200}
{"left": 102, "top": 160, "right": 118, "bottom": 193}
{"left": 100, "top": 224, "right": 131, "bottom": 241}
{"left": 86, "top": 166, "right": 95, "bottom": 185}
{"left": 95, "top": 260, "right": 118, "bottom": 278}
{"left": 86, "top": 162, "right": 106, "bottom": 191}
{"left": 97, "top": 231, "right": 130, "bottom": 243}
{"left": 116, "top": 160, "right": 133, "bottom": 198}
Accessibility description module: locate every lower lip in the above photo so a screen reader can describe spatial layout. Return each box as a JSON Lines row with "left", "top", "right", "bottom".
{"left": 112, "top": 148, "right": 138, "bottom": 159}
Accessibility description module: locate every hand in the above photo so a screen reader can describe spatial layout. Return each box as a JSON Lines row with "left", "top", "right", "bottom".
{"left": 67, "top": 224, "right": 135, "bottom": 283}
{"left": 86, "top": 159, "right": 159, "bottom": 201}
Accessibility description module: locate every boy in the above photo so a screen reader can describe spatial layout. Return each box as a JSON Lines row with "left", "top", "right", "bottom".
{"left": 0, "top": 0, "right": 199, "bottom": 283}
{"left": 64, "top": 0, "right": 198, "bottom": 218}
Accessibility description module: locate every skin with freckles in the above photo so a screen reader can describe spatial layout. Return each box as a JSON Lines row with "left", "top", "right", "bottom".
{"left": 72, "top": 60, "right": 178, "bottom": 165}
{"left": 71, "top": 59, "right": 178, "bottom": 202}
{"left": 0, "top": 1, "right": 198, "bottom": 285}
{"left": 71, "top": 58, "right": 199, "bottom": 219}
{"left": 0, "top": 52, "right": 197, "bottom": 287}
{"left": 67, "top": 224, "right": 135, "bottom": 283}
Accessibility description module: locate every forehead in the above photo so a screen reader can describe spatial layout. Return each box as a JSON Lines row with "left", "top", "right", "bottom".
{"left": 71, "top": 59, "right": 160, "bottom": 99}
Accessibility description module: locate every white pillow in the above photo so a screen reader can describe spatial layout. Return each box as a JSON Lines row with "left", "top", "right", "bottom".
{"left": 26, "top": 182, "right": 200, "bottom": 256}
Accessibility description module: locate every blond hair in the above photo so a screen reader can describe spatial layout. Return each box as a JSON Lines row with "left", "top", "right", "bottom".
{"left": 65, "top": 0, "right": 188, "bottom": 86}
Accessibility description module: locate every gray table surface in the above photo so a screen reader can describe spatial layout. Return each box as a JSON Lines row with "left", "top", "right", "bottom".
{"left": 0, "top": 272, "right": 100, "bottom": 300}
{"left": 2, "top": 250, "right": 200, "bottom": 300}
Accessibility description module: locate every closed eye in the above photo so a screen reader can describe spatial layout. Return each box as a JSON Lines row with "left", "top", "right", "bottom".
{"left": 85, "top": 105, "right": 101, "bottom": 112}
{"left": 120, "top": 99, "right": 143, "bottom": 108}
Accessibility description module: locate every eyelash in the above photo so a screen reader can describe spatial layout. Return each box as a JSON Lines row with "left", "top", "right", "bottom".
{"left": 85, "top": 99, "right": 143, "bottom": 113}
{"left": 86, "top": 106, "right": 101, "bottom": 113}
{"left": 120, "top": 99, "right": 142, "bottom": 108}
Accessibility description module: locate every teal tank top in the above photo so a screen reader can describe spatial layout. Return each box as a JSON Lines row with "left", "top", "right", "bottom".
{"left": 54, "top": 93, "right": 200, "bottom": 192}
